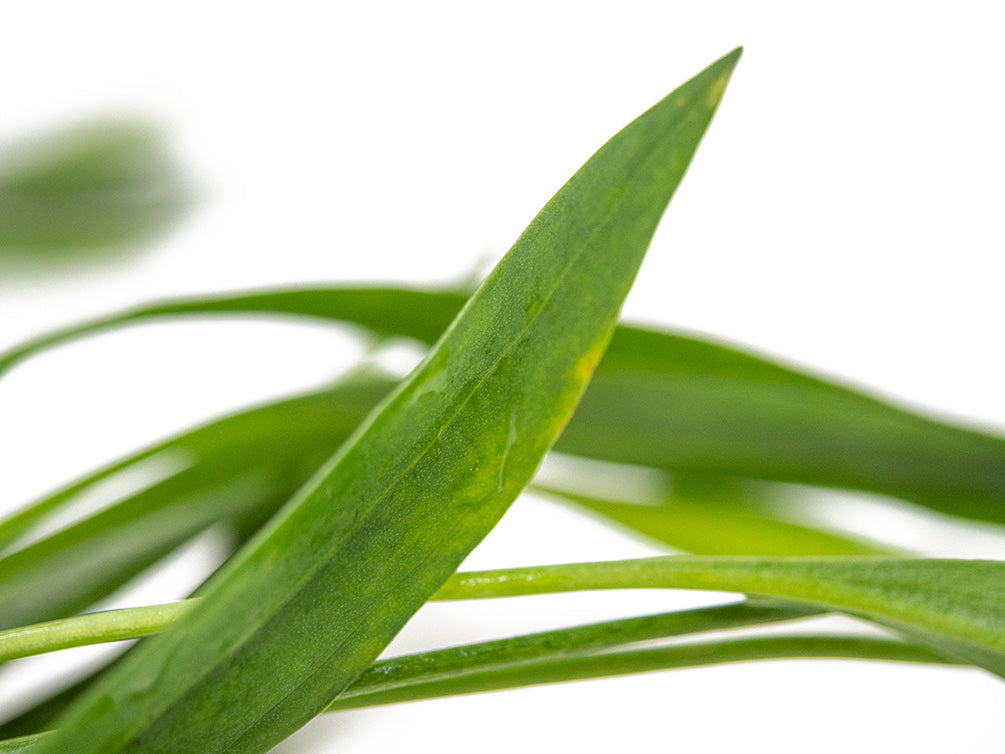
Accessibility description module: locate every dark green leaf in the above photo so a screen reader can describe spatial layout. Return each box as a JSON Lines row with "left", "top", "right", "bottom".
{"left": 37, "top": 50, "right": 742, "bottom": 753}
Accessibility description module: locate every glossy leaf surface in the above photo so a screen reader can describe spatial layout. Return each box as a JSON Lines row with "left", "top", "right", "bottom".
{"left": 37, "top": 50, "right": 741, "bottom": 753}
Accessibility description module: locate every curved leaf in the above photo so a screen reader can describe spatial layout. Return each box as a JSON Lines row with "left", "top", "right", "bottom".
{"left": 0, "top": 378, "right": 387, "bottom": 629}
{"left": 7, "top": 291, "right": 1004, "bottom": 525}
{"left": 0, "top": 598, "right": 802, "bottom": 670}
{"left": 328, "top": 634, "right": 954, "bottom": 712}
{"left": 38, "top": 50, "right": 742, "bottom": 754}
{"left": 438, "top": 556, "right": 1005, "bottom": 678}
{"left": 537, "top": 475, "right": 887, "bottom": 557}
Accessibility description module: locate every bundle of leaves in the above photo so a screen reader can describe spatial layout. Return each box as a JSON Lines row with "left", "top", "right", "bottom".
{"left": 1, "top": 49, "right": 1003, "bottom": 752}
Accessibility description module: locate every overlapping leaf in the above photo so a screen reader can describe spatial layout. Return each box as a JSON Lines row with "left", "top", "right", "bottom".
{"left": 0, "top": 377, "right": 388, "bottom": 628}
{"left": 438, "top": 555, "right": 1005, "bottom": 677}
{"left": 35, "top": 49, "right": 742, "bottom": 753}
{"left": 6, "top": 290, "right": 1004, "bottom": 526}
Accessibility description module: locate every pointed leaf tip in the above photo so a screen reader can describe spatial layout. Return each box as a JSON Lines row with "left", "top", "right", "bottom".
{"left": 702, "top": 47, "right": 742, "bottom": 109}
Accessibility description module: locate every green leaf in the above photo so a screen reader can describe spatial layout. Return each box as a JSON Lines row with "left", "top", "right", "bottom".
{"left": 0, "top": 467, "right": 271, "bottom": 631}
{"left": 0, "top": 288, "right": 466, "bottom": 377}
{"left": 437, "top": 556, "right": 1005, "bottom": 678}
{"left": 0, "top": 597, "right": 802, "bottom": 671}
{"left": 328, "top": 634, "right": 955, "bottom": 712}
{"left": 559, "top": 328, "right": 1005, "bottom": 523}
{"left": 7, "top": 287, "right": 1005, "bottom": 525}
{"left": 0, "top": 120, "right": 189, "bottom": 260}
{"left": 0, "top": 599, "right": 808, "bottom": 739}
{"left": 0, "top": 602, "right": 192, "bottom": 664}
{"left": 0, "top": 733, "right": 45, "bottom": 753}
{"left": 0, "top": 603, "right": 949, "bottom": 747}
{"left": 37, "top": 50, "right": 742, "bottom": 753}
{"left": 537, "top": 474, "right": 888, "bottom": 556}
{"left": 0, "top": 638, "right": 952, "bottom": 753}
{"left": 0, "top": 378, "right": 387, "bottom": 628}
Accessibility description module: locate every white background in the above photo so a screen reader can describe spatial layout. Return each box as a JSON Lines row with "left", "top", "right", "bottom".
{"left": 1, "top": 2, "right": 1004, "bottom": 752}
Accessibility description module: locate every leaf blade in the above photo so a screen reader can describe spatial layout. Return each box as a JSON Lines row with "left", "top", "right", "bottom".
{"left": 8, "top": 285, "right": 1004, "bottom": 524}
{"left": 537, "top": 476, "right": 887, "bottom": 557}
{"left": 438, "top": 556, "right": 1005, "bottom": 678}
{"left": 38, "top": 50, "right": 742, "bottom": 753}
{"left": 0, "top": 378, "right": 387, "bottom": 628}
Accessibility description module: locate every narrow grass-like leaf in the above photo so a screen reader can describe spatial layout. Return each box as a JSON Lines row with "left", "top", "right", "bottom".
{"left": 0, "top": 467, "right": 275, "bottom": 631}
{"left": 560, "top": 330, "right": 1005, "bottom": 523}
{"left": 0, "top": 598, "right": 803, "bottom": 670}
{"left": 537, "top": 475, "right": 888, "bottom": 556}
{"left": 0, "top": 376, "right": 388, "bottom": 552}
{"left": 0, "top": 638, "right": 953, "bottom": 752}
{"left": 438, "top": 556, "right": 1005, "bottom": 678}
{"left": 0, "top": 288, "right": 465, "bottom": 377}
{"left": 0, "top": 379, "right": 386, "bottom": 628}
{"left": 0, "top": 600, "right": 806, "bottom": 739}
{"left": 327, "top": 634, "right": 955, "bottom": 711}
{"left": 3, "top": 368, "right": 891, "bottom": 635}
{"left": 7, "top": 285, "right": 1005, "bottom": 523}
{"left": 38, "top": 50, "right": 741, "bottom": 753}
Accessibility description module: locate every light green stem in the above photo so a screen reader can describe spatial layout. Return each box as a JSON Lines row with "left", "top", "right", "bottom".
{"left": 0, "top": 601, "right": 194, "bottom": 664}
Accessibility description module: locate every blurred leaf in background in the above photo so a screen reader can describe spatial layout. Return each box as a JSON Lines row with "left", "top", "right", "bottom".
{"left": 0, "top": 119, "right": 190, "bottom": 270}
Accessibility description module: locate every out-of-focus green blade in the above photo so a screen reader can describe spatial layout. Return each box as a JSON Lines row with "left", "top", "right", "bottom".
{"left": 38, "top": 50, "right": 742, "bottom": 754}
{"left": 0, "top": 378, "right": 387, "bottom": 628}
{"left": 0, "top": 287, "right": 466, "bottom": 377}
{"left": 0, "top": 120, "right": 189, "bottom": 259}
{"left": 2, "top": 372, "right": 879, "bottom": 633}
{"left": 438, "top": 556, "right": 1005, "bottom": 678}
{"left": 7, "top": 292, "right": 1004, "bottom": 524}
{"left": 0, "top": 467, "right": 275, "bottom": 631}
{"left": 559, "top": 329, "right": 1005, "bottom": 523}
{"left": 537, "top": 473, "right": 887, "bottom": 556}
